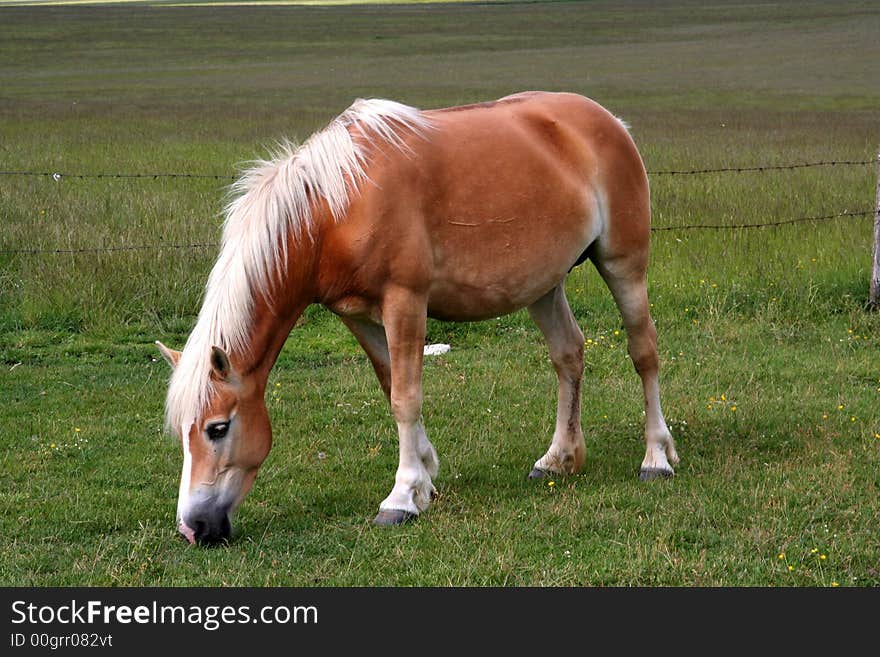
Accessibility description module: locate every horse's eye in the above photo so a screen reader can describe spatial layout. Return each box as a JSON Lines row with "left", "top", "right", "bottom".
{"left": 205, "top": 422, "right": 229, "bottom": 441}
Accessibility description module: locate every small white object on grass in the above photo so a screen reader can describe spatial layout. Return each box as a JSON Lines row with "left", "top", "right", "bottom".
{"left": 423, "top": 343, "right": 451, "bottom": 356}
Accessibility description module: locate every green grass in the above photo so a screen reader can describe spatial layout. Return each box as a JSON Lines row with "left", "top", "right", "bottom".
{"left": 1, "top": 0, "right": 879, "bottom": 586}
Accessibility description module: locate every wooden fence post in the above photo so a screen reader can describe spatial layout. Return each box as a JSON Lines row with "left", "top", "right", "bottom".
{"left": 871, "top": 148, "right": 880, "bottom": 309}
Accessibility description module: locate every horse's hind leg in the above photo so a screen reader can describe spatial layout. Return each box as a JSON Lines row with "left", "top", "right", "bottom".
{"left": 527, "top": 283, "right": 586, "bottom": 478}
{"left": 592, "top": 255, "right": 679, "bottom": 480}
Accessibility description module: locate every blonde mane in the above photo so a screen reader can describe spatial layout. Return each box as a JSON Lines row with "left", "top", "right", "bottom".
{"left": 165, "top": 98, "right": 430, "bottom": 433}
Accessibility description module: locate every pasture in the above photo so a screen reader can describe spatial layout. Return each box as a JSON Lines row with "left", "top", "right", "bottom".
{"left": 1, "top": 0, "right": 879, "bottom": 586}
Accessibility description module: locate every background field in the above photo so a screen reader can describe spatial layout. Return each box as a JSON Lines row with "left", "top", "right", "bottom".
{"left": 1, "top": 0, "right": 879, "bottom": 586}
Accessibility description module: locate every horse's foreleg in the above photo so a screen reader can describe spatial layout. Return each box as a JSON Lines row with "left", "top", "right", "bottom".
{"left": 373, "top": 287, "right": 438, "bottom": 525}
{"left": 341, "top": 316, "right": 392, "bottom": 400}
{"left": 593, "top": 257, "right": 678, "bottom": 480}
{"left": 527, "top": 283, "right": 586, "bottom": 478}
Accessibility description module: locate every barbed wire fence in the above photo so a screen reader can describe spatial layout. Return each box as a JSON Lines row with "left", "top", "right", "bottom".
{"left": 2, "top": 158, "right": 873, "bottom": 182}
{"left": 3, "top": 156, "right": 880, "bottom": 305}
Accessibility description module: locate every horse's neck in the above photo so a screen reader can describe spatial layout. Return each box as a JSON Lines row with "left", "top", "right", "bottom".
{"left": 235, "top": 245, "right": 318, "bottom": 384}
{"left": 242, "top": 297, "right": 310, "bottom": 384}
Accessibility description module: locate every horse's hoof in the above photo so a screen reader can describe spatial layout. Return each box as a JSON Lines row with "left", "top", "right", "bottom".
{"left": 639, "top": 467, "right": 674, "bottom": 482}
{"left": 373, "top": 509, "right": 417, "bottom": 526}
{"left": 528, "top": 467, "right": 550, "bottom": 480}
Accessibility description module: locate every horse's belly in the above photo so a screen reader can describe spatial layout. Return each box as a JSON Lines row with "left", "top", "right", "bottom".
{"left": 425, "top": 223, "right": 592, "bottom": 321}
{"left": 426, "top": 279, "right": 554, "bottom": 321}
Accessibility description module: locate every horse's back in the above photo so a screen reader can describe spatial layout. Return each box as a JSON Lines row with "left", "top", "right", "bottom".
{"left": 322, "top": 92, "right": 649, "bottom": 322}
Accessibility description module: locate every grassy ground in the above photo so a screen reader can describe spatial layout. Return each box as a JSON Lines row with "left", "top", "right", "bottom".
{"left": 1, "top": 0, "right": 879, "bottom": 586}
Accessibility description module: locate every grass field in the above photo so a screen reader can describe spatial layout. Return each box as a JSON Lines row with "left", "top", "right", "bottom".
{"left": 1, "top": 0, "right": 879, "bottom": 586}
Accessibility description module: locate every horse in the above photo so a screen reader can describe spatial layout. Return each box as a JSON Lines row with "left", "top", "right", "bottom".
{"left": 156, "top": 91, "right": 678, "bottom": 546}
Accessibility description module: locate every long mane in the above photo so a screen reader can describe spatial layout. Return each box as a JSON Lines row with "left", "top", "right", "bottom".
{"left": 165, "top": 98, "right": 430, "bottom": 434}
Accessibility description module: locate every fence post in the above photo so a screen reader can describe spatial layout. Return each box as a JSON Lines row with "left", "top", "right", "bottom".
{"left": 871, "top": 148, "right": 880, "bottom": 309}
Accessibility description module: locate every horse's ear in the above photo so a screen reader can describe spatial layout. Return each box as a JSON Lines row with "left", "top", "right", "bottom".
{"left": 155, "top": 341, "right": 181, "bottom": 369}
{"left": 210, "top": 346, "right": 233, "bottom": 382}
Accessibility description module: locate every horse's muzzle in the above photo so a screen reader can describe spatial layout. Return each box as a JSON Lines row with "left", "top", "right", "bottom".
{"left": 180, "top": 506, "right": 232, "bottom": 546}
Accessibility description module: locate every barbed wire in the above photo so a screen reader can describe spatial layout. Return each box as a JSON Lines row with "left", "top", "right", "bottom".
{"left": 0, "top": 158, "right": 874, "bottom": 182}
{"left": 2, "top": 208, "right": 875, "bottom": 255}
{"left": 1, "top": 156, "right": 875, "bottom": 254}
{"left": 0, "top": 243, "right": 216, "bottom": 255}
{"left": 650, "top": 209, "right": 876, "bottom": 232}
{"left": 0, "top": 170, "right": 235, "bottom": 181}
{"left": 647, "top": 159, "right": 875, "bottom": 176}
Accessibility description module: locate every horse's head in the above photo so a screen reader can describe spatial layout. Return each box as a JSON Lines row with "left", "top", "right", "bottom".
{"left": 156, "top": 341, "right": 272, "bottom": 546}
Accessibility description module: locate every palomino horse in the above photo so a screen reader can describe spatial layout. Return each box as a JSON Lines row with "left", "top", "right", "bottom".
{"left": 157, "top": 91, "right": 678, "bottom": 545}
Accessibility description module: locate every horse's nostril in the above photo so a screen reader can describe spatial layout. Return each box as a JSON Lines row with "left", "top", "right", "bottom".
{"left": 219, "top": 515, "right": 231, "bottom": 540}
{"left": 192, "top": 519, "right": 208, "bottom": 542}
{"left": 190, "top": 515, "right": 230, "bottom": 546}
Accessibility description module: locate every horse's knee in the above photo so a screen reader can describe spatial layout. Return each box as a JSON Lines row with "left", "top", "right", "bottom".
{"left": 554, "top": 347, "right": 584, "bottom": 379}
{"left": 390, "top": 391, "right": 422, "bottom": 424}
{"left": 630, "top": 345, "right": 658, "bottom": 377}
{"left": 624, "top": 319, "right": 659, "bottom": 376}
